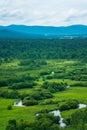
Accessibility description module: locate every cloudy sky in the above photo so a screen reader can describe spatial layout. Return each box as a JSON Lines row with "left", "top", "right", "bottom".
{"left": 0, "top": 0, "right": 87, "bottom": 26}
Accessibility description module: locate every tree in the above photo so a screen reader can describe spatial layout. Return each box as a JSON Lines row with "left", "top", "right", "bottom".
{"left": 6, "top": 120, "right": 18, "bottom": 130}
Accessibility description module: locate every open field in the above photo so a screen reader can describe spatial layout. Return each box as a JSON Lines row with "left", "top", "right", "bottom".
{"left": 1, "top": 87, "right": 87, "bottom": 130}
{"left": 0, "top": 39, "right": 87, "bottom": 130}
{"left": 0, "top": 59, "right": 87, "bottom": 130}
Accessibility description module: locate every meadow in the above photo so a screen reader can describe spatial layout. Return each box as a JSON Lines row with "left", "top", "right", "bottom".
{"left": 0, "top": 39, "right": 87, "bottom": 130}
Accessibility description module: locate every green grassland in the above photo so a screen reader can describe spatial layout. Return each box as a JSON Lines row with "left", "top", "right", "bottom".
{"left": 0, "top": 39, "right": 87, "bottom": 130}
{"left": 0, "top": 58, "right": 87, "bottom": 130}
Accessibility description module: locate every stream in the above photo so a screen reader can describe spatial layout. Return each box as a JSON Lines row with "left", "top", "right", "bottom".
{"left": 78, "top": 103, "right": 87, "bottom": 109}
{"left": 14, "top": 100, "right": 24, "bottom": 106}
{"left": 51, "top": 103, "right": 87, "bottom": 128}
{"left": 51, "top": 110, "right": 66, "bottom": 127}
{"left": 14, "top": 101, "right": 87, "bottom": 128}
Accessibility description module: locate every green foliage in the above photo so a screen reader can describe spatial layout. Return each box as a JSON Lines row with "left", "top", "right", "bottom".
{"left": 71, "top": 82, "right": 87, "bottom": 87}
{"left": 30, "top": 90, "right": 53, "bottom": 100}
{"left": 0, "top": 39, "right": 87, "bottom": 60}
{"left": 23, "top": 98, "right": 38, "bottom": 106}
{"left": 40, "top": 99, "right": 59, "bottom": 105}
{"left": 0, "top": 90, "right": 20, "bottom": 99}
{"left": 0, "top": 79, "right": 9, "bottom": 87}
{"left": 70, "top": 108, "right": 87, "bottom": 130}
{"left": 0, "top": 39, "right": 87, "bottom": 130}
{"left": 59, "top": 99, "right": 79, "bottom": 111}
{"left": 7, "top": 105, "right": 12, "bottom": 110}
{"left": 36, "top": 112, "right": 60, "bottom": 125}
{"left": 9, "top": 82, "right": 36, "bottom": 90}
{"left": 40, "top": 71, "right": 50, "bottom": 76}
{"left": 6, "top": 120, "right": 18, "bottom": 130}
{"left": 42, "top": 81, "right": 67, "bottom": 93}
{"left": 22, "top": 90, "right": 53, "bottom": 106}
{"left": 6, "top": 112, "right": 60, "bottom": 130}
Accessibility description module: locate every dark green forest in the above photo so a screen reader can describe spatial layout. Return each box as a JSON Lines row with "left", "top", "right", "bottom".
{"left": 0, "top": 39, "right": 87, "bottom": 61}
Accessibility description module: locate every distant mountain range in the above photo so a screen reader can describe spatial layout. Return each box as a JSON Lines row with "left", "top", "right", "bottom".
{"left": 0, "top": 24, "right": 87, "bottom": 38}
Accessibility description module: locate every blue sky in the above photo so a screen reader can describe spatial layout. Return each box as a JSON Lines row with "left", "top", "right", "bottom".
{"left": 0, "top": 0, "right": 87, "bottom": 26}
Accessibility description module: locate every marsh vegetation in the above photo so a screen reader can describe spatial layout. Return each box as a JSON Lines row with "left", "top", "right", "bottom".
{"left": 0, "top": 39, "right": 87, "bottom": 130}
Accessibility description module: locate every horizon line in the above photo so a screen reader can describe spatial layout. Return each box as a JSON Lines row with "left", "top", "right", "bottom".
{"left": 0, "top": 24, "right": 87, "bottom": 28}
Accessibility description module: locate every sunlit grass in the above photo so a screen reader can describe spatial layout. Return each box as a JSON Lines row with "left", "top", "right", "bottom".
{"left": 0, "top": 59, "right": 87, "bottom": 129}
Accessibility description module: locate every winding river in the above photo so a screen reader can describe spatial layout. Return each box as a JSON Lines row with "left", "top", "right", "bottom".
{"left": 14, "top": 101, "right": 87, "bottom": 128}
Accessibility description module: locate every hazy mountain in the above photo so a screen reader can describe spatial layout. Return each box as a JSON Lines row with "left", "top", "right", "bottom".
{"left": 0, "top": 24, "right": 87, "bottom": 38}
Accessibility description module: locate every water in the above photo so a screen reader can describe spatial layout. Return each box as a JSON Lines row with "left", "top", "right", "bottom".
{"left": 51, "top": 103, "right": 87, "bottom": 128}
{"left": 14, "top": 100, "right": 24, "bottom": 107}
{"left": 78, "top": 104, "right": 87, "bottom": 109}
{"left": 51, "top": 71, "right": 55, "bottom": 74}
{"left": 66, "top": 86, "right": 70, "bottom": 88}
{"left": 36, "top": 113, "right": 39, "bottom": 116}
{"left": 51, "top": 110, "right": 66, "bottom": 128}
{"left": 36, "top": 103, "right": 87, "bottom": 128}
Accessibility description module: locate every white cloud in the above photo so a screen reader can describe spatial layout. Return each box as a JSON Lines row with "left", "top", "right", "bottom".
{"left": 0, "top": 9, "right": 23, "bottom": 19}
{"left": 64, "top": 9, "right": 87, "bottom": 25}
{"left": 0, "top": 0, "right": 87, "bottom": 26}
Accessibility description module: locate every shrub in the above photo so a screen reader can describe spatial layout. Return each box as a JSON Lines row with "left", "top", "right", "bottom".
{"left": 59, "top": 99, "right": 79, "bottom": 111}
{"left": 6, "top": 120, "right": 18, "bottom": 130}
{"left": 36, "top": 112, "right": 60, "bottom": 125}
{"left": 10, "top": 82, "right": 36, "bottom": 90}
{"left": 46, "top": 75, "right": 54, "bottom": 79}
{"left": 0, "top": 79, "right": 8, "bottom": 87}
{"left": 70, "top": 108, "right": 87, "bottom": 129}
{"left": 23, "top": 99, "right": 38, "bottom": 106}
{"left": 30, "top": 91, "right": 53, "bottom": 100}
{"left": 40, "top": 71, "right": 49, "bottom": 76}
{"left": 42, "top": 82, "right": 67, "bottom": 93}
{"left": 71, "top": 82, "right": 87, "bottom": 87}
{"left": 7, "top": 105, "right": 12, "bottom": 110}
{"left": 0, "top": 90, "right": 20, "bottom": 99}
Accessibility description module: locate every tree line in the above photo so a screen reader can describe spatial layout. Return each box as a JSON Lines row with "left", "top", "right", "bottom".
{"left": 0, "top": 39, "right": 87, "bottom": 62}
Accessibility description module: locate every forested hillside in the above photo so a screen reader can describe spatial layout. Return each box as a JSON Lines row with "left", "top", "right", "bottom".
{"left": 0, "top": 25, "right": 87, "bottom": 38}
{"left": 0, "top": 39, "right": 87, "bottom": 62}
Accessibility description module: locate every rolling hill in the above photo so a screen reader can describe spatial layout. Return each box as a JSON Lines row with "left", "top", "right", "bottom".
{"left": 0, "top": 24, "right": 87, "bottom": 38}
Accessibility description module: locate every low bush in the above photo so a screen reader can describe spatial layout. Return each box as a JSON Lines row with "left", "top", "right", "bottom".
{"left": 0, "top": 90, "right": 20, "bottom": 99}
{"left": 23, "top": 98, "right": 38, "bottom": 106}
{"left": 70, "top": 108, "right": 87, "bottom": 129}
{"left": 71, "top": 82, "right": 87, "bottom": 87}
{"left": 7, "top": 105, "right": 12, "bottom": 110}
{"left": 30, "top": 91, "right": 53, "bottom": 100}
{"left": 9, "top": 82, "right": 36, "bottom": 90}
{"left": 59, "top": 99, "right": 79, "bottom": 111}
{"left": 42, "top": 81, "right": 67, "bottom": 93}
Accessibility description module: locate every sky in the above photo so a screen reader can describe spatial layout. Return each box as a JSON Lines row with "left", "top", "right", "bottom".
{"left": 0, "top": 0, "right": 87, "bottom": 26}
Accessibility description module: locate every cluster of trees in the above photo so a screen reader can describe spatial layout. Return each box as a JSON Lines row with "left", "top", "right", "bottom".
{"left": 6, "top": 107, "right": 87, "bottom": 130}
{"left": 59, "top": 99, "right": 79, "bottom": 111}
{"left": 9, "top": 82, "right": 36, "bottom": 90}
{"left": 42, "top": 82, "right": 67, "bottom": 93}
{"left": 0, "top": 89, "right": 53, "bottom": 104}
{"left": 66, "top": 68, "right": 87, "bottom": 81}
{"left": 22, "top": 90, "right": 53, "bottom": 106}
{"left": 45, "top": 66, "right": 87, "bottom": 82}
{"left": 65, "top": 108, "right": 87, "bottom": 130}
{"left": 0, "top": 74, "right": 37, "bottom": 88}
{"left": 20, "top": 59, "right": 47, "bottom": 67}
{"left": 0, "top": 39, "right": 87, "bottom": 61}
{"left": 0, "top": 90, "right": 20, "bottom": 99}
{"left": 23, "top": 98, "right": 38, "bottom": 106}
{"left": 6, "top": 112, "right": 60, "bottom": 130}
{"left": 71, "top": 82, "right": 87, "bottom": 87}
